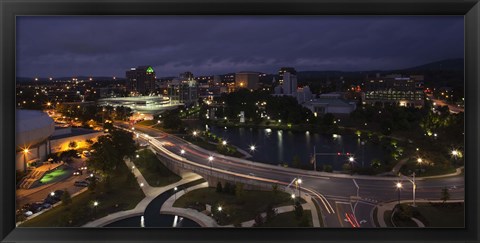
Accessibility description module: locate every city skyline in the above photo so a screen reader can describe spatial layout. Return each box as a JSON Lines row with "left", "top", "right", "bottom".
{"left": 17, "top": 16, "right": 463, "bottom": 78}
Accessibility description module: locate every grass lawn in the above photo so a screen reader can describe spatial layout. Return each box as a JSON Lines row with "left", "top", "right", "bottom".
{"left": 262, "top": 211, "right": 312, "bottom": 227}
{"left": 132, "top": 149, "right": 182, "bottom": 187}
{"left": 173, "top": 187, "right": 305, "bottom": 225}
{"left": 20, "top": 162, "right": 145, "bottom": 227}
{"left": 184, "top": 137, "right": 245, "bottom": 158}
{"left": 385, "top": 202, "right": 464, "bottom": 227}
{"left": 409, "top": 202, "right": 464, "bottom": 227}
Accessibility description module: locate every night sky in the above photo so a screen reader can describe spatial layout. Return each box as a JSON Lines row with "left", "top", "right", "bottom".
{"left": 16, "top": 16, "right": 464, "bottom": 78}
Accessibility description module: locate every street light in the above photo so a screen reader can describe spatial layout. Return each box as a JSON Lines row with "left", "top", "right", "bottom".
{"left": 249, "top": 145, "right": 256, "bottom": 152}
{"left": 50, "top": 192, "right": 55, "bottom": 197}
{"left": 417, "top": 158, "right": 423, "bottom": 163}
{"left": 222, "top": 140, "right": 227, "bottom": 146}
{"left": 217, "top": 206, "right": 222, "bottom": 212}
{"left": 23, "top": 148, "right": 29, "bottom": 170}
{"left": 180, "top": 149, "right": 185, "bottom": 155}
{"left": 174, "top": 187, "right": 178, "bottom": 201}
{"left": 192, "top": 131, "right": 198, "bottom": 136}
{"left": 93, "top": 201, "right": 99, "bottom": 217}
{"left": 396, "top": 182, "right": 403, "bottom": 205}
{"left": 296, "top": 178, "right": 302, "bottom": 198}
{"left": 208, "top": 156, "right": 214, "bottom": 173}
{"left": 140, "top": 183, "right": 144, "bottom": 187}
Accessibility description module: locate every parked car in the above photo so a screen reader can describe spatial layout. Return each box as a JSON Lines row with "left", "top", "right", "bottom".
{"left": 41, "top": 203, "right": 52, "bottom": 209}
{"left": 74, "top": 180, "right": 89, "bottom": 187}
{"left": 23, "top": 211, "right": 33, "bottom": 217}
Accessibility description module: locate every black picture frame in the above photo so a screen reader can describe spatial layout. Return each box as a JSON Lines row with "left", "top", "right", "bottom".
{"left": 1, "top": 0, "right": 479, "bottom": 242}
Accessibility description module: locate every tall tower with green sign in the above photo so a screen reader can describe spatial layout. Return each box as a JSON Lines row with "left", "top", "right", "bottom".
{"left": 126, "top": 66, "right": 156, "bottom": 95}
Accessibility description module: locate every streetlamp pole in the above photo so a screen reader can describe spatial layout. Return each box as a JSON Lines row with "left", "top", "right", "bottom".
{"left": 313, "top": 146, "right": 317, "bottom": 172}
{"left": 361, "top": 141, "right": 365, "bottom": 168}
{"left": 412, "top": 172, "right": 416, "bottom": 207}
{"left": 396, "top": 182, "right": 402, "bottom": 205}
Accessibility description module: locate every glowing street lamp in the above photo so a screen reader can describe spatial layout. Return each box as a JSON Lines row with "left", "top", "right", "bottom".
{"left": 217, "top": 206, "right": 222, "bottom": 212}
{"left": 180, "top": 149, "right": 185, "bottom": 155}
{"left": 395, "top": 182, "right": 403, "bottom": 205}
{"left": 348, "top": 156, "right": 355, "bottom": 162}
{"left": 22, "top": 148, "right": 29, "bottom": 170}
{"left": 249, "top": 145, "right": 256, "bottom": 152}
{"left": 174, "top": 187, "right": 178, "bottom": 201}
{"left": 50, "top": 192, "right": 55, "bottom": 197}
{"left": 222, "top": 140, "right": 227, "bottom": 146}
{"left": 192, "top": 131, "right": 198, "bottom": 136}
{"left": 296, "top": 178, "right": 303, "bottom": 197}
{"left": 417, "top": 158, "right": 423, "bottom": 163}
{"left": 208, "top": 156, "right": 214, "bottom": 173}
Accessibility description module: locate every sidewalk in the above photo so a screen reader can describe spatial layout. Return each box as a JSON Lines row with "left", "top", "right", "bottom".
{"left": 82, "top": 158, "right": 202, "bottom": 227}
{"left": 375, "top": 199, "right": 465, "bottom": 227}
{"left": 161, "top": 183, "right": 322, "bottom": 227}
{"left": 160, "top": 182, "right": 218, "bottom": 227}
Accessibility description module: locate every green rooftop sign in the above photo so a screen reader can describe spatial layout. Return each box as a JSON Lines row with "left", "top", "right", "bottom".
{"left": 146, "top": 66, "right": 154, "bottom": 74}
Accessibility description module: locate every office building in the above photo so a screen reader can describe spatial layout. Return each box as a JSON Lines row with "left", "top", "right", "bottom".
{"left": 364, "top": 75, "right": 424, "bottom": 107}
{"left": 281, "top": 71, "right": 298, "bottom": 96}
{"left": 126, "top": 66, "right": 156, "bottom": 95}
{"left": 278, "top": 67, "right": 296, "bottom": 85}
{"left": 168, "top": 71, "right": 199, "bottom": 105}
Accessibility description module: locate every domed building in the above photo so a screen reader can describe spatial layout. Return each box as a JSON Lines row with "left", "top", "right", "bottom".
{"left": 16, "top": 109, "right": 55, "bottom": 172}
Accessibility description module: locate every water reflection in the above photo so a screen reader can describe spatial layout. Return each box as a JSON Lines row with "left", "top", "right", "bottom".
{"left": 209, "top": 126, "right": 385, "bottom": 170}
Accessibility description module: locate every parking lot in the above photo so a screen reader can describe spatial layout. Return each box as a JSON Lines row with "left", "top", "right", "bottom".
{"left": 16, "top": 156, "right": 93, "bottom": 218}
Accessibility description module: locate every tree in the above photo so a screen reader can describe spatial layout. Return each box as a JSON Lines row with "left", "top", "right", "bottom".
{"left": 87, "top": 135, "right": 121, "bottom": 174}
{"left": 440, "top": 187, "right": 450, "bottom": 204}
{"left": 253, "top": 213, "right": 264, "bottom": 227}
{"left": 370, "top": 159, "right": 382, "bottom": 169}
{"left": 271, "top": 184, "right": 279, "bottom": 199}
{"left": 61, "top": 189, "right": 72, "bottom": 205}
{"left": 216, "top": 182, "right": 223, "bottom": 193}
{"left": 224, "top": 182, "right": 232, "bottom": 194}
{"left": 68, "top": 141, "right": 77, "bottom": 150}
{"left": 235, "top": 183, "right": 245, "bottom": 202}
{"left": 265, "top": 204, "right": 277, "bottom": 222}
{"left": 110, "top": 129, "right": 136, "bottom": 159}
{"left": 294, "top": 200, "right": 304, "bottom": 219}
{"left": 88, "top": 178, "right": 97, "bottom": 192}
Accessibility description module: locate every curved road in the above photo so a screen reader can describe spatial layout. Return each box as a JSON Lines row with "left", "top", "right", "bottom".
{"left": 117, "top": 122, "right": 464, "bottom": 228}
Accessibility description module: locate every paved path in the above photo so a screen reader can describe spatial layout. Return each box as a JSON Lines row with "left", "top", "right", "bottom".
{"left": 82, "top": 157, "right": 202, "bottom": 227}
{"left": 161, "top": 183, "right": 322, "bottom": 227}
{"left": 160, "top": 182, "right": 218, "bottom": 227}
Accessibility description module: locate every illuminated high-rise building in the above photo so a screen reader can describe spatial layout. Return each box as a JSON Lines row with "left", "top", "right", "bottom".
{"left": 278, "top": 67, "right": 296, "bottom": 85}
{"left": 126, "top": 66, "right": 156, "bottom": 95}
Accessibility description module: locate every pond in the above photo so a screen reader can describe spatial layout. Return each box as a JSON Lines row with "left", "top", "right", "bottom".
{"left": 208, "top": 126, "right": 386, "bottom": 170}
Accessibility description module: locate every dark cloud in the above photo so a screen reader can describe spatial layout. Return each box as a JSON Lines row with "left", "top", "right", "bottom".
{"left": 16, "top": 16, "right": 463, "bottom": 77}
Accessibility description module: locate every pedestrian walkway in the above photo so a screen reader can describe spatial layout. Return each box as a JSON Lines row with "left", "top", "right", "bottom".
{"left": 161, "top": 183, "right": 322, "bottom": 227}
{"left": 375, "top": 199, "right": 464, "bottom": 227}
{"left": 160, "top": 182, "right": 218, "bottom": 227}
{"left": 82, "top": 158, "right": 202, "bottom": 227}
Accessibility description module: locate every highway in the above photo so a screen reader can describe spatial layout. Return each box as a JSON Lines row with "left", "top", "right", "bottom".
{"left": 116, "top": 122, "right": 465, "bottom": 228}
